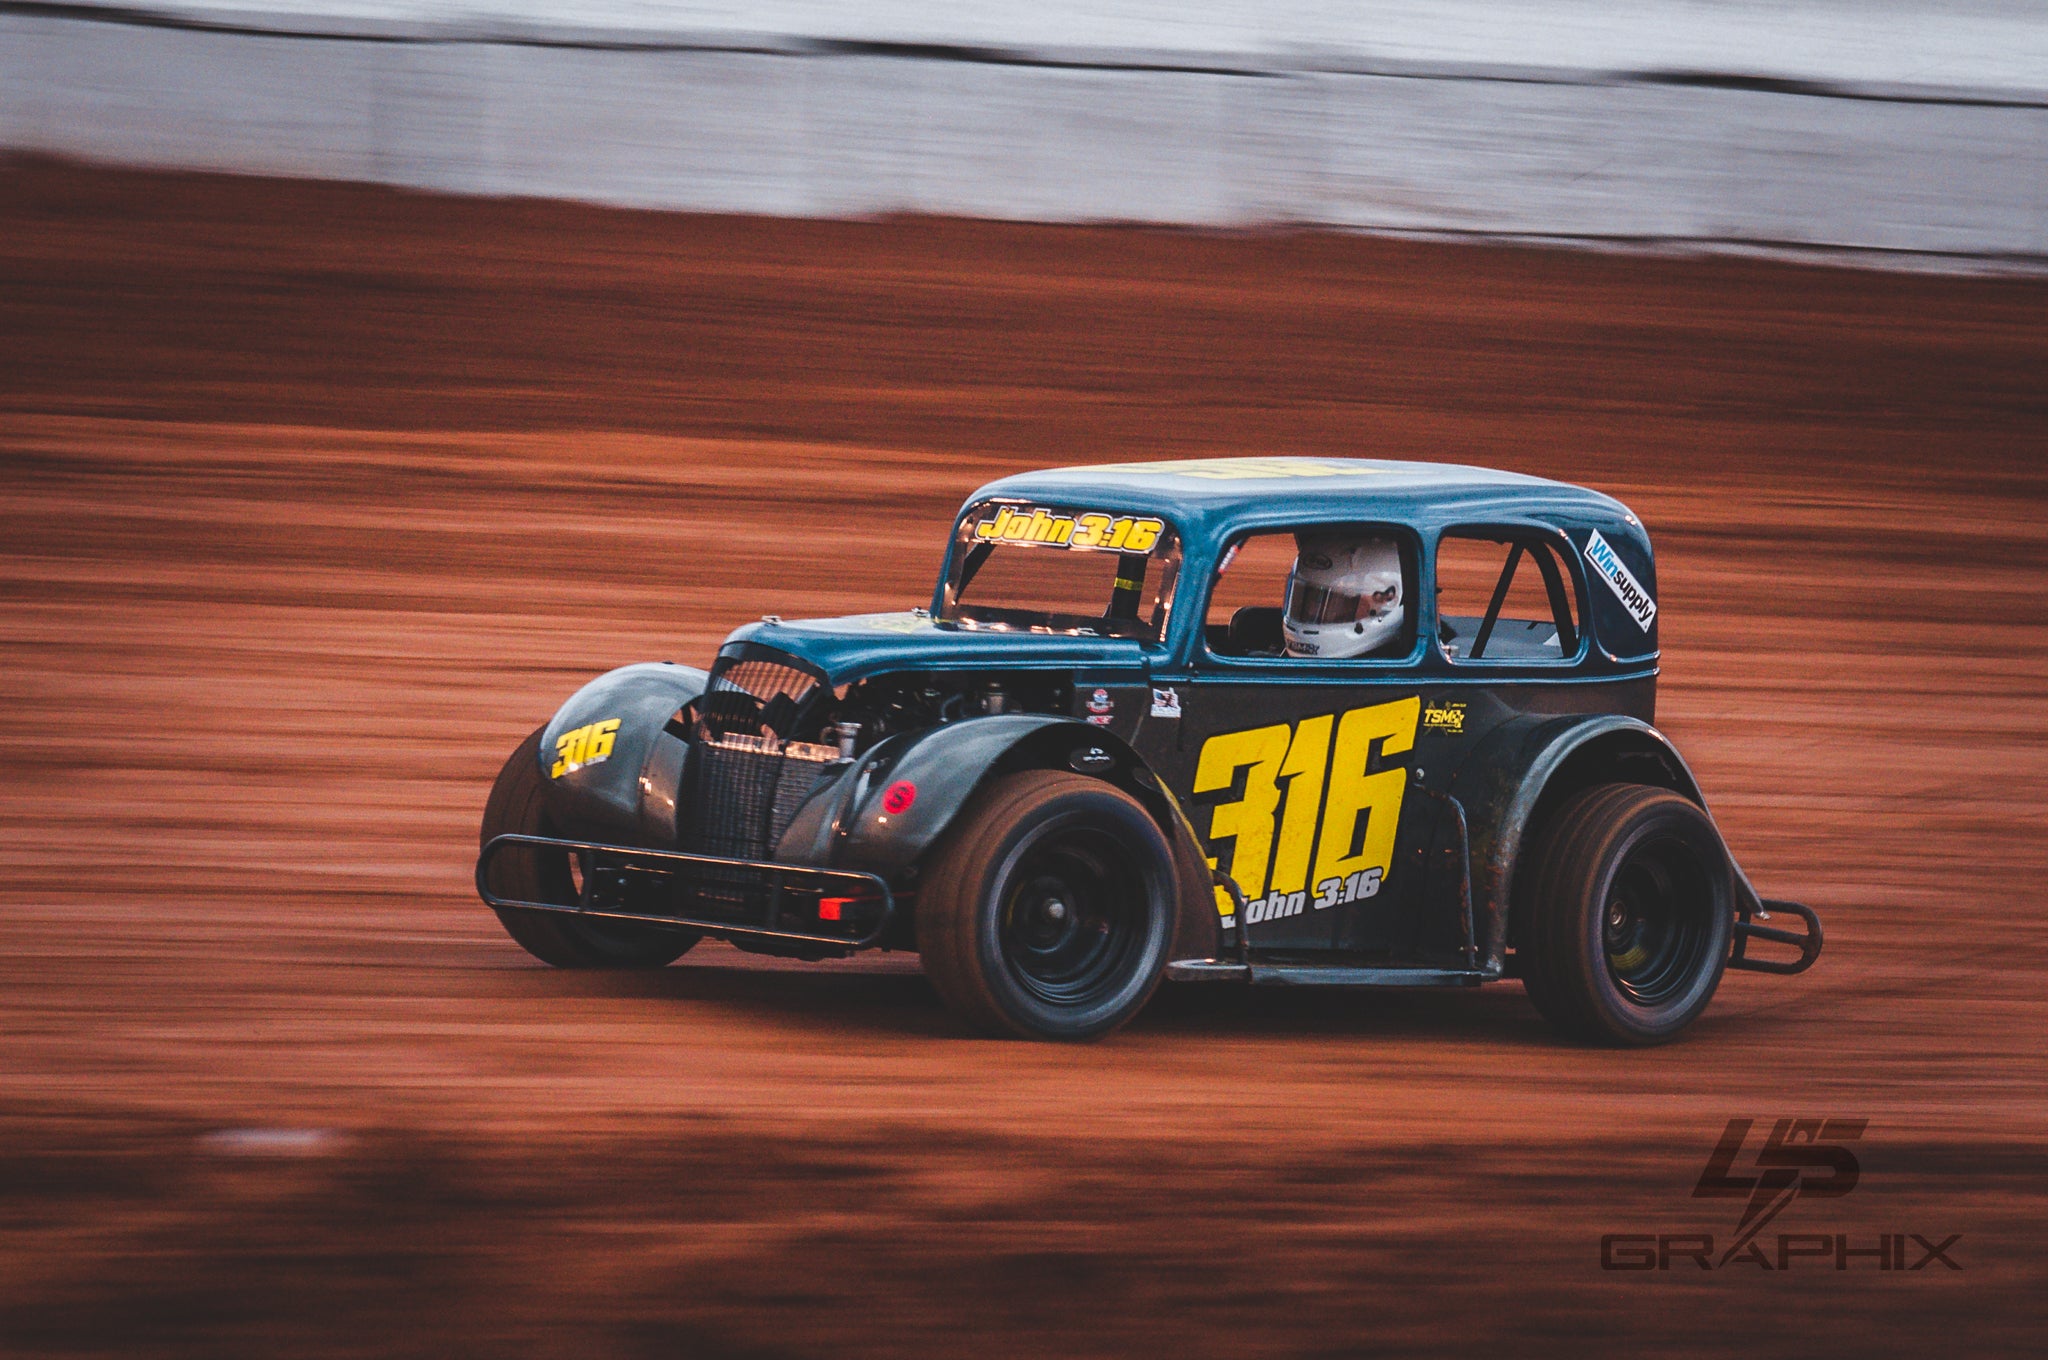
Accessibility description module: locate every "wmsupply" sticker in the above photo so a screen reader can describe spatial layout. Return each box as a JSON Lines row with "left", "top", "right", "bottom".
{"left": 1584, "top": 530, "right": 1656, "bottom": 631}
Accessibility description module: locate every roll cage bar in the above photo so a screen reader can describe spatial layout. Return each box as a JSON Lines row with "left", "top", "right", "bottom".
{"left": 1466, "top": 534, "right": 1579, "bottom": 661}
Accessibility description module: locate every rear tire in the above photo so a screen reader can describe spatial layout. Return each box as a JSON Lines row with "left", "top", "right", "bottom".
{"left": 918, "top": 770, "right": 1175, "bottom": 1041}
{"left": 1522, "top": 783, "right": 1732, "bottom": 1046}
{"left": 479, "top": 726, "right": 699, "bottom": 969}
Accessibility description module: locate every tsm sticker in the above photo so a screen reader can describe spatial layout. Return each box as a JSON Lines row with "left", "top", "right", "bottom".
{"left": 1422, "top": 700, "right": 1467, "bottom": 734}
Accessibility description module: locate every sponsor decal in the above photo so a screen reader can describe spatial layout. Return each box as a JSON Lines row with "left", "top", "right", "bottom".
{"left": 1086, "top": 687, "right": 1114, "bottom": 715}
{"left": 1584, "top": 529, "right": 1656, "bottom": 631}
{"left": 972, "top": 506, "right": 1165, "bottom": 553}
{"left": 1069, "top": 746, "right": 1115, "bottom": 774}
{"left": 1150, "top": 686, "right": 1182, "bottom": 719}
{"left": 857, "top": 613, "right": 933, "bottom": 634}
{"left": 1086, "top": 457, "right": 1392, "bottom": 482}
{"left": 1191, "top": 696, "right": 1419, "bottom": 921}
{"left": 1422, "top": 699, "right": 1467, "bottom": 734}
{"left": 1599, "top": 1118, "right": 1962, "bottom": 1273}
{"left": 1086, "top": 714, "right": 1114, "bottom": 727}
{"left": 881, "top": 780, "right": 917, "bottom": 815}
{"left": 551, "top": 718, "right": 621, "bottom": 778}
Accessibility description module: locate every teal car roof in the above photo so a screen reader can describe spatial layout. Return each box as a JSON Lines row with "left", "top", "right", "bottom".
{"left": 948, "top": 455, "right": 1658, "bottom": 673}
{"left": 966, "top": 456, "right": 1634, "bottom": 538}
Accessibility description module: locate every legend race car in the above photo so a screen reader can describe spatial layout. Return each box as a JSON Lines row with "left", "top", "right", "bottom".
{"left": 476, "top": 457, "right": 1821, "bottom": 1042}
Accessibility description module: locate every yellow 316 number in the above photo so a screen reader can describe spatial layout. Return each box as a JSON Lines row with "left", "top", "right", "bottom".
{"left": 551, "top": 718, "right": 621, "bottom": 778}
{"left": 1193, "top": 696, "right": 1420, "bottom": 920}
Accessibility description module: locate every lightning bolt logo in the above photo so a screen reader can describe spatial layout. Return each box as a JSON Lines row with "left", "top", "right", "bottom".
{"left": 1692, "top": 1118, "right": 1868, "bottom": 1265}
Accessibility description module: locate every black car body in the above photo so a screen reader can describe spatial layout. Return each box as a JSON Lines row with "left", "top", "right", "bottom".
{"left": 478, "top": 457, "right": 1820, "bottom": 1041}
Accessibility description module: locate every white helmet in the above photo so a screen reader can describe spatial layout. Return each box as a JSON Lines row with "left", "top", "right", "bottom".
{"left": 1282, "top": 535, "right": 1405, "bottom": 659}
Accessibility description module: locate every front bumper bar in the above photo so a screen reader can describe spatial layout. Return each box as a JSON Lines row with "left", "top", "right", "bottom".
{"left": 1729, "top": 897, "right": 1823, "bottom": 975}
{"left": 476, "top": 833, "right": 897, "bottom": 950}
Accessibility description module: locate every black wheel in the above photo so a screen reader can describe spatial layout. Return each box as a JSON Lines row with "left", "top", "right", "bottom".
{"left": 1522, "top": 783, "right": 1732, "bottom": 1046}
{"left": 479, "top": 725, "right": 699, "bottom": 969}
{"left": 918, "top": 770, "right": 1175, "bottom": 1041}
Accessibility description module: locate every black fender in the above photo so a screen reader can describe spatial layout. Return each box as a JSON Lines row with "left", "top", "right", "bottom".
{"left": 776, "top": 715, "right": 1222, "bottom": 961}
{"left": 1443, "top": 712, "right": 1764, "bottom": 974}
{"left": 537, "top": 662, "right": 708, "bottom": 847}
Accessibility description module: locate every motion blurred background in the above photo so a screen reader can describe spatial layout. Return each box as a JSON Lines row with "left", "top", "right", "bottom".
{"left": 5, "top": 0, "right": 2046, "bottom": 258}
{"left": 1, "top": 3, "right": 2044, "bottom": 1357}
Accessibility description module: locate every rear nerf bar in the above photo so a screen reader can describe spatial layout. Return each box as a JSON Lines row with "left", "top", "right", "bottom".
{"left": 476, "top": 833, "right": 897, "bottom": 950}
{"left": 1729, "top": 897, "right": 1823, "bottom": 975}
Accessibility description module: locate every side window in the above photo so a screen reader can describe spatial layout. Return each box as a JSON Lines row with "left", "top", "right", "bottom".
{"left": 1206, "top": 527, "right": 1417, "bottom": 660}
{"left": 1435, "top": 531, "right": 1580, "bottom": 663}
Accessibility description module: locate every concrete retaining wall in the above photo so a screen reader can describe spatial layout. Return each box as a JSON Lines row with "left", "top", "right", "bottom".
{"left": 4, "top": 4, "right": 2044, "bottom": 266}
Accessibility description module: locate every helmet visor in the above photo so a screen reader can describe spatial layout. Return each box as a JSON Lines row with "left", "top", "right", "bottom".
{"left": 1285, "top": 575, "right": 1397, "bottom": 626}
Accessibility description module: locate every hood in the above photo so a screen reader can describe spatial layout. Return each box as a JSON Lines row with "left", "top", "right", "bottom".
{"left": 722, "top": 612, "right": 1152, "bottom": 684}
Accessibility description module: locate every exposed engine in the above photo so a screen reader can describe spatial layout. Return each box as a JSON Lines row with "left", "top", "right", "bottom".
{"left": 825, "top": 670, "right": 1073, "bottom": 748}
{"left": 692, "top": 652, "right": 1072, "bottom": 756}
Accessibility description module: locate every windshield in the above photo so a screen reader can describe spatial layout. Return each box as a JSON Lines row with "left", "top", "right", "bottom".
{"left": 940, "top": 502, "right": 1182, "bottom": 642}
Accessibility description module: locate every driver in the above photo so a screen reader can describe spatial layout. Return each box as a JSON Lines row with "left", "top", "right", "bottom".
{"left": 1282, "top": 533, "right": 1406, "bottom": 658}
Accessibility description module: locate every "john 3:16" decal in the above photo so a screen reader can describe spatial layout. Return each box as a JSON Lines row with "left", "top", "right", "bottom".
{"left": 1194, "top": 696, "right": 1418, "bottom": 925}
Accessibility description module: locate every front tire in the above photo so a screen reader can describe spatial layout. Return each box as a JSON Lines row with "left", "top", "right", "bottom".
{"left": 918, "top": 770, "right": 1175, "bottom": 1041}
{"left": 479, "top": 725, "right": 699, "bottom": 969}
{"left": 1522, "top": 783, "right": 1732, "bottom": 1046}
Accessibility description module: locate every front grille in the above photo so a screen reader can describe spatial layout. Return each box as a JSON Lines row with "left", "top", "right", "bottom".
{"left": 679, "top": 731, "right": 838, "bottom": 918}
{"left": 676, "top": 647, "right": 839, "bottom": 918}
{"left": 681, "top": 732, "right": 839, "bottom": 862}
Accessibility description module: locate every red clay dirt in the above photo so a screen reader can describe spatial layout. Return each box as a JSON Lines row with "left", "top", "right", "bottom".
{"left": 2, "top": 158, "right": 2045, "bottom": 1358}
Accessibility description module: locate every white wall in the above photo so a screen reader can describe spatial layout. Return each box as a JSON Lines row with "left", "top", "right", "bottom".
{"left": 4, "top": 4, "right": 2044, "bottom": 267}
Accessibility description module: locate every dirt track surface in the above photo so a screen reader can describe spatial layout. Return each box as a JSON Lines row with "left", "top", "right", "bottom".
{"left": 3, "top": 159, "right": 2046, "bottom": 1357}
